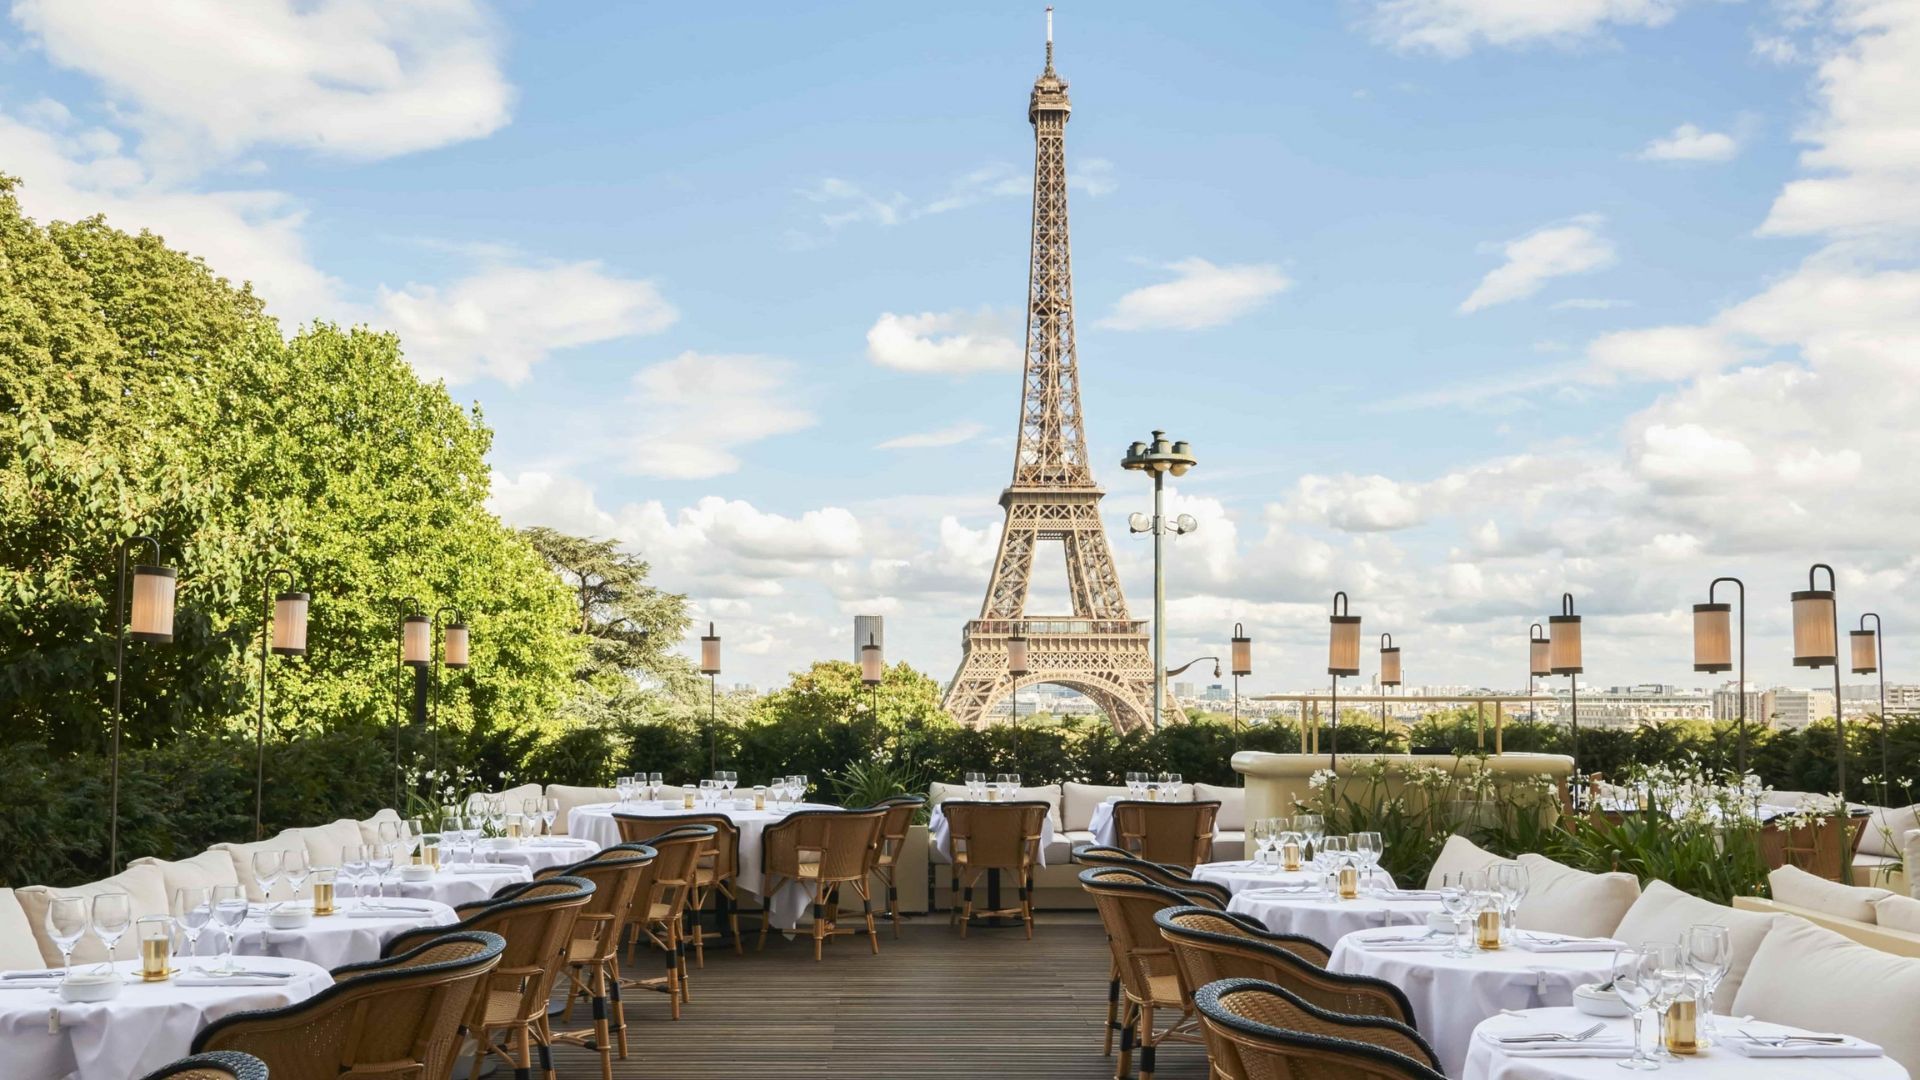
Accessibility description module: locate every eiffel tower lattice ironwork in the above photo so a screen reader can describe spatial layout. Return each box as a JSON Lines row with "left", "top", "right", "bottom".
{"left": 942, "top": 18, "right": 1172, "bottom": 732}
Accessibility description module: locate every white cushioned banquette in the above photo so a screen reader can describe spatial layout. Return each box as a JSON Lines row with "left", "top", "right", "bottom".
{"left": 1512, "top": 853, "right": 1640, "bottom": 939}
{"left": 1423, "top": 834, "right": 1503, "bottom": 890}
{"left": 1612, "top": 880, "right": 1779, "bottom": 1004}
{"left": 1769, "top": 864, "right": 1891, "bottom": 923}
{"left": 127, "top": 849, "right": 242, "bottom": 898}
{"left": 0, "top": 888, "right": 45, "bottom": 971}
{"left": 546, "top": 785, "right": 618, "bottom": 834}
{"left": 1734, "top": 916, "right": 1920, "bottom": 1076}
{"left": 15, "top": 863, "right": 172, "bottom": 966}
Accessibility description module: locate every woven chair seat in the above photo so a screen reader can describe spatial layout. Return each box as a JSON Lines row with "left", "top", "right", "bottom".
{"left": 1146, "top": 973, "right": 1183, "bottom": 1007}
{"left": 476, "top": 986, "right": 533, "bottom": 1025}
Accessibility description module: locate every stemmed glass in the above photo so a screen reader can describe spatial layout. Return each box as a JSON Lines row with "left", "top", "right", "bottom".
{"left": 486, "top": 796, "right": 507, "bottom": 837}
{"left": 795, "top": 775, "right": 809, "bottom": 804}
{"left": 1439, "top": 873, "right": 1475, "bottom": 957}
{"left": 1318, "top": 835, "right": 1351, "bottom": 872}
{"left": 173, "top": 887, "right": 211, "bottom": 973}
{"left": 541, "top": 797, "right": 559, "bottom": 836}
{"left": 1166, "top": 772, "right": 1183, "bottom": 799}
{"left": 616, "top": 776, "right": 634, "bottom": 805}
{"left": 1611, "top": 945, "right": 1665, "bottom": 1070}
{"left": 341, "top": 844, "right": 369, "bottom": 908}
{"left": 1294, "top": 815, "right": 1325, "bottom": 867}
{"left": 368, "top": 842, "right": 395, "bottom": 907}
{"left": 438, "top": 815, "right": 464, "bottom": 866}
{"left": 1248, "top": 818, "right": 1271, "bottom": 866}
{"left": 1683, "top": 924, "right": 1731, "bottom": 1045}
{"left": 210, "top": 884, "right": 248, "bottom": 975}
{"left": 91, "top": 891, "right": 132, "bottom": 970}
{"left": 44, "top": 896, "right": 88, "bottom": 981}
{"left": 282, "top": 849, "right": 311, "bottom": 905}
{"left": 1495, "top": 862, "right": 1529, "bottom": 942}
{"left": 251, "top": 849, "right": 283, "bottom": 910}
{"left": 1645, "top": 943, "right": 1688, "bottom": 1061}
{"left": 466, "top": 792, "right": 488, "bottom": 825}
{"left": 648, "top": 773, "right": 663, "bottom": 802}
{"left": 724, "top": 771, "right": 738, "bottom": 802}
{"left": 1353, "top": 832, "right": 1383, "bottom": 893}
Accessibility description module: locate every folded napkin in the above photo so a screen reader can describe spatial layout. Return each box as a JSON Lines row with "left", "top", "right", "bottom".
{"left": 1512, "top": 934, "right": 1625, "bottom": 953}
{"left": 1, "top": 969, "right": 62, "bottom": 981}
{"left": 1722, "top": 1032, "right": 1884, "bottom": 1058}
{"left": 1360, "top": 937, "right": 1451, "bottom": 952}
{"left": 451, "top": 864, "right": 520, "bottom": 875}
{"left": 1239, "top": 886, "right": 1318, "bottom": 899}
{"left": 1375, "top": 889, "right": 1443, "bottom": 900}
{"left": 176, "top": 972, "right": 295, "bottom": 987}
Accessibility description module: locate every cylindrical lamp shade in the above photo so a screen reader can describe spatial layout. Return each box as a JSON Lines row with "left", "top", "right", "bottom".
{"left": 400, "top": 614, "right": 430, "bottom": 666}
{"left": 1328, "top": 616, "right": 1361, "bottom": 677}
{"left": 1379, "top": 646, "right": 1401, "bottom": 687}
{"left": 271, "top": 592, "right": 309, "bottom": 655}
{"left": 1529, "top": 636, "right": 1551, "bottom": 678}
{"left": 1006, "top": 635, "right": 1030, "bottom": 678}
{"left": 699, "top": 623, "right": 721, "bottom": 675}
{"left": 128, "top": 565, "right": 177, "bottom": 643}
{"left": 1851, "top": 629, "right": 1878, "bottom": 675}
{"left": 1549, "top": 615, "right": 1583, "bottom": 674}
{"left": 1231, "top": 633, "right": 1252, "bottom": 677}
{"left": 1692, "top": 603, "right": 1732, "bottom": 673}
{"left": 860, "top": 635, "right": 883, "bottom": 686}
{"left": 443, "top": 623, "right": 470, "bottom": 669}
{"left": 1791, "top": 589, "right": 1837, "bottom": 668}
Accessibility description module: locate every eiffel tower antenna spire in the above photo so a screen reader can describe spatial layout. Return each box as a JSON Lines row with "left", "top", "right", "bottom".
{"left": 942, "top": 17, "right": 1169, "bottom": 732}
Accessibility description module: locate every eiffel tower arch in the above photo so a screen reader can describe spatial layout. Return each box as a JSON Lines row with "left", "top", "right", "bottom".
{"left": 942, "top": 19, "right": 1175, "bottom": 733}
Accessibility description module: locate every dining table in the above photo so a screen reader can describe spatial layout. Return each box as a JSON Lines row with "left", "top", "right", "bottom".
{"left": 1195, "top": 860, "right": 1399, "bottom": 897}
{"left": 0, "top": 957, "right": 332, "bottom": 1080}
{"left": 192, "top": 898, "right": 459, "bottom": 970}
{"left": 1462, "top": 1006, "right": 1909, "bottom": 1080}
{"left": 387, "top": 862, "right": 531, "bottom": 907}
{"left": 1225, "top": 883, "right": 1438, "bottom": 947}
{"left": 470, "top": 835, "right": 603, "bottom": 873}
{"left": 1328, "top": 925, "right": 1625, "bottom": 1078}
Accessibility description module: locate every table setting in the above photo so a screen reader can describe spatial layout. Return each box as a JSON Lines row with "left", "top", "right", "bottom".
{"left": 1463, "top": 1007, "right": 1907, "bottom": 1079}
{"left": 1085, "top": 772, "right": 1206, "bottom": 848}
{"left": 173, "top": 881, "right": 457, "bottom": 970}
{"left": 929, "top": 774, "right": 1056, "bottom": 865}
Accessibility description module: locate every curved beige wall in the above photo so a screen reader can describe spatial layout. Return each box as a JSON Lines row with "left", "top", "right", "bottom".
{"left": 1230, "top": 751, "right": 1575, "bottom": 823}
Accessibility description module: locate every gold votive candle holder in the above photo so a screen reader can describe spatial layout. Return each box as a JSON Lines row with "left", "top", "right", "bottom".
{"left": 1664, "top": 998, "right": 1697, "bottom": 1055}
{"left": 312, "top": 868, "right": 337, "bottom": 916}
{"left": 1337, "top": 864, "right": 1359, "bottom": 899}
{"left": 137, "top": 916, "right": 172, "bottom": 981}
{"left": 1281, "top": 842, "right": 1302, "bottom": 872}
{"left": 1475, "top": 908, "right": 1502, "bottom": 950}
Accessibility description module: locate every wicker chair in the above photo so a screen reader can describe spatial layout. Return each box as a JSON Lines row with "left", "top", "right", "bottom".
{"left": 627, "top": 812, "right": 743, "bottom": 965}
{"left": 384, "top": 876, "right": 594, "bottom": 1080}
{"left": 1194, "top": 978, "right": 1445, "bottom": 1080}
{"left": 191, "top": 930, "right": 504, "bottom": 1080}
{"left": 868, "top": 794, "right": 925, "bottom": 938}
{"left": 942, "top": 800, "right": 1049, "bottom": 939}
{"left": 611, "top": 822, "right": 715, "bottom": 1019}
{"left": 544, "top": 847, "right": 654, "bottom": 1080}
{"left": 1112, "top": 800, "right": 1221, "bottom": 867}
{"left": 759, "top": 807, "right": 887, "bottom": 960}
{"left": 1074, "top": 845, "right": 1233, "bottom": 908}
{"left": 1155, "top": 906, "right": 1419, "bottom": 1027}
{"left": 1079, "top": 867, "right": 1208, "bottom": 1080}
{"left": 138, "top": 1052, "right": 269, "bottom": 1080}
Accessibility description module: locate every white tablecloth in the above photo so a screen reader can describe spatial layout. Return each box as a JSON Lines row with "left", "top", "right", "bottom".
{"left": 1329, "top": 927, "right": 1620, "bottom": 1079}
{"left": 1196, "top": 861, "right": 1399, "bottom": 897}
{"left": 193, "top": 900, "right": 459, "bottom": 970}
{"left": 567, "top": 801, "right": 839, "bottom": 929}
{"left": 1227, "top": 888, "right": 1436, "bottom": 947}
{"left": 1462, "top": 1007, "right": 1910, "bottom": 1080}
{"left": 1087, "top": 799, "right": 1221, "bottom": 851}
{"left": 927, "top": 803, "right": 1056, "bottom": 867}
{"left": 0, "top": 957, "right": 332, "bottom": 1080}
{"left": 473, "top": 836, "right": 602, "bottom": 873}
{"left": 389, "top": 864, "right": 530, "bottom": 907}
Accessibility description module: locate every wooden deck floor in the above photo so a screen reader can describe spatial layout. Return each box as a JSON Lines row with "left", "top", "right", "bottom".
{"left": 545, "top": 912, "right": 1209, "bottom": 1079}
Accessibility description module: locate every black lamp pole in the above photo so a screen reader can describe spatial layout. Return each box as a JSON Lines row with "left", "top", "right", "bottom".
{"left": 110, "top": 535, "right": 171, "bottom": 872}
{"left": 255, "top": 568, "right": 306, "bottom": 839}
{"left": 396, "top": 596, "right": 424, "bottom": 807}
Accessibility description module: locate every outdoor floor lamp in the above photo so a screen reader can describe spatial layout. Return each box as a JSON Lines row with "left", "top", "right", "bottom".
{"left": 701, "top": 623, "right": 721, "bottom": 772}
{"left": 1550, "top": 594, "right": 1583, "bottom": 784}
{"left": 432, "top": 606, "right": 469, "bottom": 778}
{"left": 1231, "top": 623, "right": 1251, "bottom": 749}
{"left": 110, "top": 535, "right": 176, "bottom": 871}
{"left": 1378, "top": 633, "right": 1400, "bottom": 739}
{"left": 1327, "top": 592, "right": 1361, "bottom": 771}
{"left": 1006, "top": 630, "right": 1028, "bottom": 764}
{"left": 1792, "top": 564, "right": 1846, "bottom": 795}
{"left": 255, "top": 568, "right": 308, "bottom": 839}
{"left": 397, "top": 597, "right": 427, "bottom": 806}
{"left": 1693, "top": 576, "right": 1746, "bottom": 774}
{"left": 1528, "top": 623, "right": 1550, "bottom": 720}
{"left": 1853, "top": 612, "right": 1884, "bottom": 806}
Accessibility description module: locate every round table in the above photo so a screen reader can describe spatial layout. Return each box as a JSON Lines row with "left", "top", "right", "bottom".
{"left": 1195, "top": 861, "right": 1399, "bottom": 897}
{"left": 1328, "top": 926, "right": 1622, "bottom": 1078}
{"left": 389, "top": 864, "right": 530, "bottom": 907}
{"left": 1462, "top": 1007, "right": 1910, "bottom": 1080}
{"left": 568, "top": 800, "right": 840, "bottom": 929}
{"left": 1226, "top": 887, "right": 1437, "bottom": 948}
{"left": 194, "top": 899, "right": 459, "bottom": 970}
{"left": 0, "top": 958, "right": 332, "bottom": 1080}
{"left": 474, "top": 836, "right": 602, "bottom": 873}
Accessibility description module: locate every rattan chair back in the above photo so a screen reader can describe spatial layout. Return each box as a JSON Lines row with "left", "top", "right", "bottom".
{"left": 944, "top": 800, "right": 1048, "bottom": 872}
{"left": 138, "top": 1051, "right": 269, "bottom": 1080}
{"left": 629, "top": 823, "right": 715, "bottom": 925}
{"left": 1155, "top": 905, "right": 1332, "bottom": 967}
{"left": 389, "top": 877, "right": 594, "bottom": 1034}
{"left": 1078, "top": 866, "right": 1202, "bottom": 1007}
{"left": 560, "top": 849, "right": 653, "bottom": 967}
{"left": 631, "top": 812, "right": 739, "bottom": 884}
{"left": 192, "top": 930, "right": 505, "bottom": 1080}
{"left": 1194, "top": 978, "right": 1444, "bottom": 1080}
{"left": 1072, "top": 844, "right": 1141, "bottom": 868}
{"left": 874, "top": 795, "right": 923, "bottom": 853}
{"left": 1155, "top": 906, "right": 1418, "bottom": 1025}
{"left": 1111, "top": 800, "right": 1220, "bottom": 867}
{"left": 763, "top": 808, "right": 887, "bottom": 885}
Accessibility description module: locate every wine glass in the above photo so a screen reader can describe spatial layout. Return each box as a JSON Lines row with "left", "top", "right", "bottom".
{"left": 795, "top": 775, "right": 809, "bottom": 804}
{"left": 368, "top": 843, "right": 394, "bottom": 906}
{"left": 616, "top": 775, "right": 634, "bottom": 805}
{"left": 44, "top": 896, "right": 88, "bottom": 981}
{"left": 172, "top": 887, "right": 211, "bottom": 974}
{"left": 340, "top": 844, "right": 368, "bottom": 908}
{"left": 487, "top": 797, "right": 508, "bottom": 837}
{"left": 1295, "top": 815, "right": 1325, "bottom": 865}
{"left": 1644, "top": 943, "right": 1687, "bottom": 1060}
{"left": 282, "top": 848, "right": 311, "bottom": 904}
{"left": 1683, "top": 924, "right": 1732, "bottom": 1044}
{"left": 405, "top": 817, "right": 426, "bottom": 855}
{"left": 647, "top": 773, "right": 663, "bottom": 802}
{"left": 1495, "top": 862, "right": 1529, "bottom": 941}
{"left": 250, "top": 849, "right": 283, "bottom": 910}
{"left": 541, "top": 796, "right": 559, "bottom": 836}
{"left": 1166, "top": 772, "right": 1183, "bottom": 798}
{"left": 1353, "top": 832, "right": 1383, "bottom": 894}
{"left": 1438, "top": 873, "right": 1474, "bottom": 957}
{"left": 1610, "top": 946, "right": 1663, "bottom": 1070}
{"left": 1319, "top": 835, "right": 1350, "bottom": 871}
{"left": 465, "top": 792, "right": 488, "bottom": 822}
{"left": 90, "top": 890, "right": 133, "bottom": 969}
{"left": 1248, "top": 818, "right": 1271, "bottom": 866}
{"left": 210, "top": 884, "right": 248, "bottom": 975}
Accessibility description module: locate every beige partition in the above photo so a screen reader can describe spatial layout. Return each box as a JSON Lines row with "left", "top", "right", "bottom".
{"left": 1230, "top": 751, "right": 1575, "bottom": 823}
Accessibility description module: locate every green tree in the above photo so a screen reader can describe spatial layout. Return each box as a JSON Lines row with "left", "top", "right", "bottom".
{"left": 521, "top": 527, "right": 689, "bottom": 684}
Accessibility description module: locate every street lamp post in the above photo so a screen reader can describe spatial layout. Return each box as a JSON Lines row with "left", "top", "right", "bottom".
{"left": 1791, "top": 564, "right": 1846, "bottom": 797}
{"left": 1549, "top": 594, "right": 1583, "bottom": 786}
{"left": 1006, "top": 631, "right": 1029, "bottom": 768}
{"left": 1327, "top": 593, "right": 1361, "bottom": 771}
{"left": 255, "top": 568, "right": 308, "bottom": 839}
{"left": 1230, "top": 624, "right": 1252, "bottom": 756}
{"left": 432, "top": 606, "right": 469, "bottom": 781}
{"left": 397, "top": 597, "right": 428, "bottom": 808}
{"left": 1528, "top": 623, "right": 1550, "bottom": 721}
{"left": 109, "top": 535, "right": 176, "bottom": 871}
{"left": 700, "top": 623, "right": 722, "bottom": 773}
{"left": 1693, "top": 577, "right": 1746, "bottom": 773}
{"left": 1852, "top": 614, "right": 1884, "bottom": 806}
{"left": 1122, "top": 430, "right": 1198, "bottom": 732}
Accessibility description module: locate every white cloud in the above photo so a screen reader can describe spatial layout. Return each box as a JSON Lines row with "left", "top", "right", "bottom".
{"left": 876, "top": 422, "right": 987, "bottom": 450}
{"left": 802, "top": 178, "right": 909, "bottom": 229}
{"left": 377, "top": 262, "right": 676, "bottom": 385}
{"left": 1585, "top": 324, "right": 1746, "bottom": 381}
{"left": 10, "top": 0, "right": 511, "bottom": 174}
{"left": 1552, "top": 297, "right": 1632, "bottom": 311}
{"left": 1097, "top": 258, "right": 1291, "bottom": 331}
{"left": 1639, "top": 122, "right": 1740, "bottom": 162}
{"left": 1363, "top": 0, "right": 1688, "bottom": 58}
{"left": 802, "top": 159, "right": 1116, "bottom": 232}
{"left": 1459, "top": 216, "right": 1615, "bottom": 313}
{"left": 625, "top": 352, "right": 815, "bottom": 479}
{"left": 866, "top": 308, "right": 1022, "bottom": 374}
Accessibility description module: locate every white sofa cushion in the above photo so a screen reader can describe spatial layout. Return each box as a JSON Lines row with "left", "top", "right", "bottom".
{"left": 545, "top": 785, "right": 617, "bottom": 834}
{"left": 0, "top": 888, "right": 45, "bottom": 971}
{"left": 1195, "top": 783, "right": 1245, "bottom": 830}
{"left": 357, "top": 808, "right": 402, "bottom": 847}
{"left": 15, "top": 864, "right": 172, "bottom": 966}
{"left": 1062, "top": 783, "right": 1127, "bottom": 831}
{"left": 1611, "top": 880, "right": 1778, "bottom": 1004}
{"left": 1872, "top": 894, "right": 1920, "bottom": 934}
{"left": 1424, "top": 834, "right": 1501, "bottom": 890}
{"left": 1859, "top": 805, "right": 1920, "bottom": 858}
{"left": 296, "top": 819, "right": 374, "bottom": 870}
{"left": 484, "top": 783, "right": 545, "bottom": 812}
{"left": 127, "top": 850, "right": 242, "bottom": 898}
{"left": 1512, "top": 853, "right": 1641, "bottom": 938}
{"left": 1769, "top": 864, "right": 1890, "bottom": 922}
{"left": 1734, "top": 916, "right": 1920, "bottom": 1076}
{"left": 209, "top": 832, "right": 314, "bottom": 902}
{"left": 1212, "top": 830, "right": 1247, "bottom": 862}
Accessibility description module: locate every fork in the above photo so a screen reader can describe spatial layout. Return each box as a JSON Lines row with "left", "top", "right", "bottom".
{"left": 1498, "top": 1023, "right": 1607, "bottom": 1044}
{"left": 1737, "top": 1029, "right": 1848, "bottom": 1045}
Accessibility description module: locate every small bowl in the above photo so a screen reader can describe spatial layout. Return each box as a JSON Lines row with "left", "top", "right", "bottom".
{"left": 1572, "top": 982, "right": 1634, "bottom": 1018}
{"left": 267, "top": 907, "right": 311, "bottom": 930}
{"left": 59, "top": 973, "right": 122, "bottom": 1002}
{"left": 1426, "top": 913, "right": 1459, "bottom": 933}
{"left": 398, "top": 865, "right": 434, "bottom": 882}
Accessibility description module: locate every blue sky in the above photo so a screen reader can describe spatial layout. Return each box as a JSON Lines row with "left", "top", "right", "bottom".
{"left": 4, "top": 0, "right": 1917, "bottom": 697}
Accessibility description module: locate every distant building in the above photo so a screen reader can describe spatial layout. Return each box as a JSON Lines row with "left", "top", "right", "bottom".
{"left": 853, "top": 615, "right": 884, "bottom": 663}
{"left": 1202, "top": 684, "right": 1229, "bottom": 702}
{"left": 1552, "top": 684, "right": 1712, "bottom": 727}
{"left": 1713, "top": 681, "right": 1766, "bottom": 724}
{"left": 1174, "top": 682, "right": 1197, "bottom": 700}
{"left": 1765, "top": 687, "right": 1835, "bottom": 730}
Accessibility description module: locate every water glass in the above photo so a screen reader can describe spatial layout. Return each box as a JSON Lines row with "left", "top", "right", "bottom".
{"left": 45, "top": 896, "right": 89, "bottom": 980}
{"left": 1353, "top": 832, "right": 1383, "bottom": 893}
{"left": 341, "top": 844, "right": 369, "bottom": 907}
{"left": 1612, "top": 946, "right": 1665, "bottom": 1070}
{"left": 1438, "top": 874, "right": 1474, "bottom": 957}
{"left": 90, "top": 891, "right": 133, "bottom": 967}
{"left": 210, "top": 884, "right": 248, "bottom": 975}
{"left": 541, "top": 797, "right": 560, "bottom": 835}
{"left": 1248, "top": 818, "right": 1271, "bottom": 865}
{"left": 251, "top": 849, "right": 283, "bottom": 907}
{"left": 368, "top": 844, "right": 395, "bottom": 905}
{"left": 1495, "top": 861, "right": 1530, "bottom": 941}
{"left": 1683, "top": 924, "right": 1731, "bottom": 1043}
{"left": 172, "top": 887, "right": 211, "bottom": 972}
{"left": 648, "top": 773, "right": 663, "bottom": 801}
{"left": 281, "top": 848, "right": 310, "bottom": 902}
{"left": 487, "top": 796, "right": 507, "bottom": 835}
{"left": 616, "top": 775, "right": 634, "bottom": 804}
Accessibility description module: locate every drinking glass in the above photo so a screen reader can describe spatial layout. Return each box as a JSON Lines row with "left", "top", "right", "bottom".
{"left": 522, "top": 798, "right": 541, "bottom": 825}
{"left": 136, "top": 915, "right": 173, "bottom": 980}
{"left": 1295, "top": 815, "right": 1325, "bottom": 865}
{"left": 91, "top": 890, "right": 133, "bottom": 968}
{"left": 487, "top": 796, "right": 507, "bottom": 835}
{"left": 1683, "top": 924, "right": 1731, "bottom": 1044}
{"left": 1248, "top": 818, "right": 1271, "bottom": 865}
{"left": 1353, "top": 832, "right": 1383, "bottom": 893}
{"left": 368, "top": 843, "right": 395, "bottom": 906}
{"left": 725, "top": 771, "right": 738, "bottom": 799}
{"left": 616, "top": 775, "right": 634, "bottom": 805}
{"left": 1644, "top": 943, "right": 1686, "bottom": 1060}
{"left": 648, "top": 773, "right": 663, "bottom": 802}
{"left": 282, "top": 848, "right": 310, "bottom": 903}
{"left": 466, "top": 792, "right": 488, "bottom": 822}
{"left": 210, "top": 884, "right": 248, "bottom": 975}
{"left": 44, "top": 896, "right": 88, "bottom": 980}
{"left": 341, "top": 844, "right": 369, "bottom": 907}
{"left": 173, "top": 886, "right": 211, "bottom": 973}
{"left": 1611, "top": 946, "right": 1662, "bottom": 1070}
{"left": 698, "top": 779, "right": 714, "bottom": 806}
{"left": 796, "top": 775, "right": 808, "bottom": 802}
{"left": 1166, "top": 772, "right": 1183, "bottom": 796}
{"left": 251, "top": 849, "right": 283, "bottom": 908}
{"left": 1007, "top": 773, "right": 1021, "bottom": 791}
{"left": 405, "top": 817, "right": 426, "bottom": 856}
{"left": 1495, "top": 862, "right": 1529, "bottom": 941}
{"left": 439, "top": 815, "right": 464, "bottom": 863}
{"left": 1438, "top": 873, "right": 1475, "bottom": 956}
{"left": 1318, "top": 835, "right": 1350, "bottom": 871}
{"left": 541, "top": 797, "right": 560, "bottom": 835}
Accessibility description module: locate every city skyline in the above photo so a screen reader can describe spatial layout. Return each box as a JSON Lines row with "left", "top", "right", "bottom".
{"left": 2, "top": 2, "right": 1914, "bottom": 696}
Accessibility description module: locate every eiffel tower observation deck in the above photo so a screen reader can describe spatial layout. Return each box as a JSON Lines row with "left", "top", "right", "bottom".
{"left": 943, "top": 11, "right": 1167, "bottom": 732}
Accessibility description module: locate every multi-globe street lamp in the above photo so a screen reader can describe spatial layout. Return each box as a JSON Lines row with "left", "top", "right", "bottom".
{"left": 1121, "top": 430, "right": 1197, "bottom": 731}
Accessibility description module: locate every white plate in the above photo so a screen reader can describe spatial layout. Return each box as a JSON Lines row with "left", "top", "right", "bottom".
{"left": 1572, "top": 982, "right": 1633, "bottom": 1018}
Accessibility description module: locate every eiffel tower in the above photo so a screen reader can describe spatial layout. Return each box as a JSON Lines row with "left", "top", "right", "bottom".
{"left": 942, "top": 14, "right": 1169, "bottom": 732}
